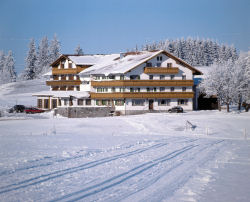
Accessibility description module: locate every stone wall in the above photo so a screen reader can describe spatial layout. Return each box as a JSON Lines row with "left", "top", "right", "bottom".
{"left": 55, "top": 107, "right": 115, "bottom": 118}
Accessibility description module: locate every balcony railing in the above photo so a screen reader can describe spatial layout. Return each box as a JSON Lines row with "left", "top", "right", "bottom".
{"left": 46, "top": 80, "right": 81, "bottom": 86}
{"left": 144, "top": 67, "right": 179, "bottom": 74}
{"left": 52, "top": 66, "right": 88, "bottom": 75}
{"left": 91, "top": 80, "right": 193, "bottom": 87}
{"left": 90, "top": 92, "right": 194, "bottom": 99}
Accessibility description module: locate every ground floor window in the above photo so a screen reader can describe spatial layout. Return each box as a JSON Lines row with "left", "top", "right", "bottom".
{"left": 37, "top": 99, "right": 42, "bottom": 108}
{"left": 44, "top": 99, "right": 49, "bottom": 109}
{"left": 115, "top": 99, "right": 124, "bottom": 106}
{"left": 132, "top": 99, "right": 145, "bottom": 106}
{"left": 64, "top": 99, "right": 68, "bottom": 106}
{"left": 86, "top": 99, "right": 91, "bottom": 105}
{"left": 76, "top": 86, "right": 80, "bottom": 91}
{"left": 58, "top": 99, "right": 61, "bottom": 106}
{"left": 158, "top": 99, "right": 171, "bottom": 106}
{"left": 178, "top": 99, "right": 188, "bottom": 105}
{"left": 52, "top": 99, "right": 57, "bottom": 108}
{"left": 78, "top": 99, "right": 83, "bottom": 105}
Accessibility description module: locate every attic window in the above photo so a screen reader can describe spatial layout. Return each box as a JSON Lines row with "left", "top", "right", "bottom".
{"left": 157, "top": 56, "right": 162, "bottom": 61}
{"left": 146, "top": 62, "right": 152, "bottom": 67}
{"left": 167, "top": 63, "right": 172, "bottom": 68}
{"left": 69, "top": 63, "right": 72, "bottom": 68}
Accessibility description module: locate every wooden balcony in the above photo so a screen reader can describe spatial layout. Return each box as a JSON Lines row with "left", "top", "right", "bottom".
{"left": 144, "top": 67, "right": 179, "bottom": 74}
{"left": 46, "top": 80, "right": 81, "bottom": 86}
{"left": 52, "top": 66, "right": 88, "bottom": 75}
{"left": 91, "top": 80, "right": 193, "bottom": 87}
{"left": 90, "top": 92, "right": 194, "bottom": 99}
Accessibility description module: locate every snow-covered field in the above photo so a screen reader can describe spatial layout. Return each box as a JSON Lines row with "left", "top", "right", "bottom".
{"left": 0, "top": 80, "right": 250, "bottom": 201}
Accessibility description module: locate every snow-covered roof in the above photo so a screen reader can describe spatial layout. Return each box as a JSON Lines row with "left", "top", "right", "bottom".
{"left": 80, "top": 51, "right": 162, "bottom": 75}
{"left": 68, "top": 54, "right": 119, "bottom": 65}
{"left": 32, "top": 91, "right": 89, "bottom": 98}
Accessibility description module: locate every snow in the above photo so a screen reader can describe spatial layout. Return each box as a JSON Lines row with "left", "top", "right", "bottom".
{"left": 32, "top": 91, "right": 89, "bottom": 98}
{"left": 80, "top": 51, "right": 162, "bottom": 75}
{"left": 0, "top": 79, "right": 49, "bottom": 109}
{"left": 0, "top": 80, "right": 250, "bottom": 201}
{"left": 68, "top": 54, "right": 119, "bottom": 65}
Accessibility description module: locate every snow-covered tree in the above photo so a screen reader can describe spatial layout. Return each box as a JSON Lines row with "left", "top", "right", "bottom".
{"left": 1, "top": 51, "right": 16, "bottom": 84}
{"left": 35, "top": 36, "right": 50, "bottom": 77}
{"left": 22, "top": 38, "right": 37, "bottom": 80}
{"left": 0, "top": 51, "right": 5, "bottom": 84}
{"left": 49, "top": 34, "right": 60, "bottom": 63}
{"left": 75, "top": 45, "right": 84, "bottom": 55}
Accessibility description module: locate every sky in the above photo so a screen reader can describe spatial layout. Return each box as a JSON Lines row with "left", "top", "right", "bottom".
{"left": 0, "top": 0, "right": 249, "bottom": 73}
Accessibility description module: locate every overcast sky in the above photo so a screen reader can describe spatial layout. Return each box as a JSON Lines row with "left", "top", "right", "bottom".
{"left": 0, "top": 0, "right": 249, "bottom": 73}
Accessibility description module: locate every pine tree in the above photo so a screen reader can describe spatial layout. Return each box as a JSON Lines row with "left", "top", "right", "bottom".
{"left": 75, "top": 45, "right": 84, "bottom": 55}
{"left": 0, "top": 51, "right": 5, "bottom": 84}
{"left": 2, "top": 51, "right": 16, "bottom": 84}
{"left": 49, "top": 34, "right": 60, "bottom": 63}
{"left": 22, "top": 38, "right": 37, "bottom": 80}
{"left": 35, "top": 36, "right": 50, "bottom": 77}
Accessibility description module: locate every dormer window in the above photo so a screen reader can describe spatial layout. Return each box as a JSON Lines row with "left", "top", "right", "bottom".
{"left": 68, "top": 62, "right": 72, "bottom": 68}
{"left": 167, "top": 63, "right": 172, "bottom": 68}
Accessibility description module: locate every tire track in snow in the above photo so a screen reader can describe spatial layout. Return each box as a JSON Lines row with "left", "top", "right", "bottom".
{"left": 0, "top": 140, "right": 176, "bottom": 194}
{"left": 51, "top": 140, "right": 224, "bottom": 202}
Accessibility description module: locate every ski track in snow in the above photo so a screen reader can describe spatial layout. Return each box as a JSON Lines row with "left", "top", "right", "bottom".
{"left": 0, "top": 136, "right": 228, "bottom": 202}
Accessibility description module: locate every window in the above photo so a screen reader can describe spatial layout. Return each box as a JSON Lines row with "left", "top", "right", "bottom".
{"left": 146, "top": 62, "right": 152, "bottom": 67}
{"left": 157, "top": 63, "right": 161, "bottom": 67}
{"left": 120, "top": 75, "right": 124, "bottom": 80}
{"left": 69, "top": 75, "right": 74, "bottom": 80}
{"left": 61, "top": 75, "right": 66, "bottom": 80}
{"left": 149, "top": 75, "right": 154, "bottom": 80}
{"left": 52, "top": 99, "right": 57, "bottom": 109}
{"left": 102, "top": 100, "right": 107, "bottom": 106}
{"left": 132, "top": 99, "right": 145, "bottom": 106}
{"left": 158, "top": 99, "right": 170, "bottom": 106}
{"left": 69, "top": 97, "right": 73, "bottom": 106}
{"left": 96, "top": 76, "right": 100, "bottom": 80}
{"left": 153, "top": 87, "right": 157, "bottom": 92}
{"left": 130, "top": 88, "right": 134, "bottom": 92}
{"left": 96, "top": 100, "right": 102, "bottom": 106}
{"left": 182, "top": 75, "right": 186, "bottom": 80}
{"left": 147, "top": 88, "right": 150, "bottom": 92}
{"left": 53, "top": 75, "right": 59, "bottom": 80}
{"left": 157, "top": 56, "right": 162, "bottom": 61}
{"left": 130, "top": 75, "right": 140, "bottom": 80}
{"left": 120, "top": 87, "right": 125, "bottom": 92}
{"left": 170, "top": 75, "right": 175, "bottom": 80}
{"left": 178, "top": 99, "right": 188, "bottom": 105}
{"left": 171, "top": 87, "right": 175, "bottom": 92}
{"left": 37, "top": 99, "right": 42, "bottom": 108}
{"left": 44, "top": 99, "right": 49, "bottom": 109}
{"left": 160, "top": 87, "right": 165, "bottom": 92}
{"left": 115, "top": 99, "right": 124, "bottom": 106}
{"left": 64, "top": 99, "right": 68, "bottom": 106}
{"left": 60, "top": 62, "right": 64, "bottom": 69}
{"left": 135, "top": 88, "right": 140, "bottom": 92}
{"left": 86, "top": 99, "right": 91, "bottom": 105}
{"left": 102, "top": 76, "right": 108, "bottom": 80}
{"left": 167, "top": 63, "right": 172, "bottom": 68}
{"left": 109, "top": 75, "right": 115, "bottom": 79}
{"left": 182, "top": 87, "right": 186, "bottom": 92}
{"left": 68, "top": 63, "right": 72, "bottom": 68}
{"left": 97, "top": 88, "right": 108, "bottom": 92}
{"left": 160, "top": 75, "right": 165, "bottom": 80}
{"left": 58, "top": 99, "right": 61, "bottom": 106}
{"left": 78, "top": 99, "right": 83, "bottom": 105}
{"left": 76, "top": 86, "right": 80, "bottom": 91}
{"left": 112, "top": 87, "right": 116, "bottom": 92}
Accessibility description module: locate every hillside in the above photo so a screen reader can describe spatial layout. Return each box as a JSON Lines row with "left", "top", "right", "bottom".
{"left": 0, "top": 79, "right": 49, "bottom": 109}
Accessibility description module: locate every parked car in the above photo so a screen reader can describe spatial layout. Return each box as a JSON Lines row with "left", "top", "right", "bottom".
{"left": 8, "top": 105, "right": 26, "bottom": 113}
{"left": 168, "top": 106, "right": 183, "bottom": 113}
{"left": 25, "top": 107, "right": 45, "bottom": 114}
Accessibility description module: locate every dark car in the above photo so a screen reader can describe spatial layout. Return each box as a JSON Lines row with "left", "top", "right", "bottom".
{"left": 8, "top": 105, "right": 26, "bottom": 113}
{"left": 25, "top": 107, "right": 45, "bottom": 114}
{"left": 168, "top": 106, "right": 183, "bottom": 113}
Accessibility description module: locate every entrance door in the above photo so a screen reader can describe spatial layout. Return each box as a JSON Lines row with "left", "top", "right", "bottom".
{"left": 149, "top": 99, "right": 154, "bottom": 110}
